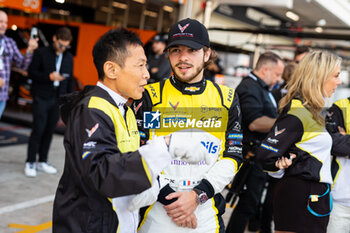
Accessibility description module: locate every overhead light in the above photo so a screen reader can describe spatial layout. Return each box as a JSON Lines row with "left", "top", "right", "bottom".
{"left": 55, "top": 0, "right": 65, "bottom": 3}
{"left": 133, "top": 0, "right": 145, "bottom": 3}
{"left": 317, "top": 19, "right": 326, "bottom": 26}
{"left": 11, "top": 24, "right": 17, "bottom": 31}
{"left": 144, "top": 10, "right": 158, "bottom": 18}
{"left": 286, "top": 11, "right": 299, "bottom": 21}
{"left": 315, "top": 27, "right": 323, "bottom": 33}
{"left": 113, "top": 2, "right": 127, "bottom": 9}
{"left": 163, "top": 5, "right": 173, "bottom": 13}
{"left": 246, "top": 8, "right": 281, "bottom": 27}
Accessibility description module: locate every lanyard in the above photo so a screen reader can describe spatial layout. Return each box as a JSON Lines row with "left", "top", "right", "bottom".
{"left": 248, "top": 73, "right": 277, "bottom": 109}
{"left": 307, "top": 184, "right": 333, "bottom": 217}
{"left": 53, "top": 53, "right": 63, "bottom": 87}
{"left": 56, "top": 53, "right": 63, "bottom": 72}
{"left": 268, "top": 92, "right": 277, "bottom": 109}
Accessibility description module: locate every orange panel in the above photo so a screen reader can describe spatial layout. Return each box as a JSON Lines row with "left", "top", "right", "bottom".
{"left": 1, "top": 0, "right": 42, "bottom": 13}
{"left": 128, "top": 28, "right": 157, "bottom": 45}
{"left": 73, "top": 23, "right": 113, "bottom": 86}
{"left": 76, "top": 27, "right": 157, "bottom": 86}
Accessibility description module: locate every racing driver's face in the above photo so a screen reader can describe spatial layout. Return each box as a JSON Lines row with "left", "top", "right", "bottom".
{"left": 168, "top": 45, "right": 210, "bottom": 84}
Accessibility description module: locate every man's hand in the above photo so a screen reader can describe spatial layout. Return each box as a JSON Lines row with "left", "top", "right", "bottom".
{"left": 338, "top": 126, "right": 346, "bottom": 136}
{"left": 275, "top": 153, "right": 296, "bottom": 170}
{"left": 174, "top": 213, "right": 197, "bottom": 229}
{"left": 163, "top": 190, "right": 198, "bottom": 222}
{"left": 26, "top": 38, "right": 39, "bottom": 54}
{"left": 0, "top": 77, "right": 5, "bottom": 87}
{"left": 50, "top": 71, "right": 66, "bottom": 82}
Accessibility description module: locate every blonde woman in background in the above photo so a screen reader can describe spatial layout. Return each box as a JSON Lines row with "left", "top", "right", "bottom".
{"left": 256, "top": 50, "right": 350, "bottom": 233}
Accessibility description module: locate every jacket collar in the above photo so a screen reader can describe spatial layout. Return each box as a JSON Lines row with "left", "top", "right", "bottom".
{"left": 169, "top": 75, "right": 206, "bottom": 95}
{"left": 249, "top": 72, "right": 270, "bottom": 91}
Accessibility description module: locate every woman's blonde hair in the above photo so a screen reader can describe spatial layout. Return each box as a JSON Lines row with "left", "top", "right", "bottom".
{"left": 279, "top": 50, "right": 341, "bottom": 125}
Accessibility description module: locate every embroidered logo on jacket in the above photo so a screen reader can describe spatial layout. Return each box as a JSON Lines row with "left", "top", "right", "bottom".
{"left": 169, "top": 101, "right": 180, "bottom": 110}
{"left": 274, "top": 126, "right": 286, "bottom": 136}
{"left": 86, "top": 123, "right": 99, "bottom": 137}
{"left": 184, "top": 86, "right": 200, "bottom": 92}
{"left": 134, "top": 101, "right": 143, "bottom": 114}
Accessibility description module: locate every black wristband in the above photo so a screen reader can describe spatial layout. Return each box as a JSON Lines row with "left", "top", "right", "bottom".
{"left": 157, "top": 184, "right": 177, "bottom": 205}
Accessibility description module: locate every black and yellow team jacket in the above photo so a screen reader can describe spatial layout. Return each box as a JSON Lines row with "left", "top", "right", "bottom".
{"left": 326, "top": 98, "right": 350, "bottom": 194}
{"left": 326, "top": 97, "right": 350, "bottom": 135}
{"left": 256, "top": 98, "right": 350, "bottom": 184}
{"left": 133, "top": 76, "right": 243, "bottom": 228}
{"left": 53, "top": 86, "right": 153, "bottom": 233}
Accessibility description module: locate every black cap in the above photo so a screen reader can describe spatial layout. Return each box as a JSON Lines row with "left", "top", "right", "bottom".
{"left": 153, "top": 34, "right": 168, "bottom": 43}
{"left": 166, "top": 18, "right": 210, "bottom": 50}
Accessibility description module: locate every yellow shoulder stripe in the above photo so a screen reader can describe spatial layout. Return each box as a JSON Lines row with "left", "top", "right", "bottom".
{"left": 88, "top": 96, "right": 116, "bottom": 121}
{"left": 288, "top": 99, "right": 323, "bottom": 142}
{"left": 334, "top": 98, "right": 349, "bottom": 109}
{"left": 216, "top": 84, "right": 235, "bottom": 109}
{"left": 145, "top": 82, "right": 161, "bottom": 105}
{"left": 334, "top": 98, "right": 350, "bottom": 134}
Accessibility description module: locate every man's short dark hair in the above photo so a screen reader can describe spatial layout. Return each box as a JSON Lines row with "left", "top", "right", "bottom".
{"left": 92, "top": 28, "right": 143, "bottom": 80}
{"left": 255, "top": 52, "right": 283, "bottom": 71}
{"left": 55, "top": 27, "right": 73, "bottom": 42}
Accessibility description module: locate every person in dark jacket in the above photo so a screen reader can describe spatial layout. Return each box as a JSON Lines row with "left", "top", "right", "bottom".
{"left": 146, "top": 33, "right": 171, "bottom": 83}
{"left": 226, "top": 52, "right": 284, "bottom": 233}
{"left": 25, "top": 27, "right": 74, "bottom": 177}
{"left": 256, "top": 50, "right": 350, "bottom": 233}
{"left": 52, "top": 28, "right": 209, "bottom": 233}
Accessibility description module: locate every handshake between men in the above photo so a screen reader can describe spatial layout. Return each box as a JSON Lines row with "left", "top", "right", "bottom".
{"left": 129, "top": 131, "right": 220, "bottom": 211}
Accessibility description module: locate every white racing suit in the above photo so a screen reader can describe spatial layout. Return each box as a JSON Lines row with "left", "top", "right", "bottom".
{"left": 133, "top": 77, "right": 243, "bottom": 233}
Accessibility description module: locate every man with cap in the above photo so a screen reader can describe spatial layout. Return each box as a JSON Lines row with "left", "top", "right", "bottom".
{"left": 134, "top": 18, "right": 243, "bottom": 233}
{"left": 147, "top": 33, "right": 171, "bottom": 83}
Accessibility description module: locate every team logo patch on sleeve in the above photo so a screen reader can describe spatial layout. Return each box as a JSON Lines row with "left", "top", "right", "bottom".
{"left": 86, "top": 123, "right": 99, "bottom": 137}
{"left": 228, "top": 133, "right": 243, "bottom": 139}
{"left": 139, "top": 131, "right": 146, "bottom": 138}
{"left": 143, "top": 110, "right": 161, "bottom": 129}
{"left": 82, "top": 151, "right": 91, "bottom": 160}
{"left": 274, "top": 126, "right": 286, "bottom": 136}
{"left": 261, "top": 143, "right": 279, "bottom": 153}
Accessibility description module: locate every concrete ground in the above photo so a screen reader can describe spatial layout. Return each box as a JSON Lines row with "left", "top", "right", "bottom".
{"left": 0, "top": 120, "right": 256, "bottom": 233}
{"left": 0, "top": 121, "right": 63, "bottom": 233}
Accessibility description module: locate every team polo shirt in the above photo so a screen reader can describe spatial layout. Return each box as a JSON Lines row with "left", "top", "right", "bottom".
{"left": 236, "top": 72, "right": 278, "bottom": 149}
